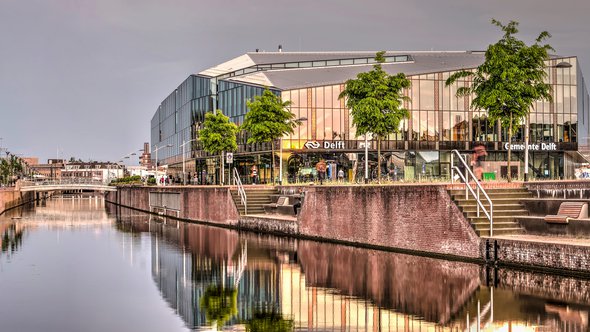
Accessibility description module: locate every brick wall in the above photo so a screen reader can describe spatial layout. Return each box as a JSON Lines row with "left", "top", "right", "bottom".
{"left": 298, "top": 185, "right": 481, "bottom": 258}
{"left": 489, "top": 238, "right": 590, "bottom": 273}
{"left": 107, "top": 186, "right": 240, "bottom": 226}
{"left": 0, "top": 188, "right": 34, "bottom": 214}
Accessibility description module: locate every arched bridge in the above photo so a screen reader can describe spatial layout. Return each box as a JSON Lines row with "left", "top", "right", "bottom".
{"left": 20, "top": 179, "right": 117, "bottom": 192}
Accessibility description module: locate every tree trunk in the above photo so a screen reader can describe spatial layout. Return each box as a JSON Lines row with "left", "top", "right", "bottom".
{"left": 377, "top": 136, "right": 381, "bottom": 183}
{"left": 271, "top": 142, "right": 275, "bottom": 185}
{"left": 507, "top": 114, "right": 512, "bottom": 183}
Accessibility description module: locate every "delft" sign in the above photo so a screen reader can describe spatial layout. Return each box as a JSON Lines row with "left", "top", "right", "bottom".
{"left": 504, "top": 142, "right": 557, "bottom": 151}
{"left": 304, "top": 141, "right": 345, "bottom": 149}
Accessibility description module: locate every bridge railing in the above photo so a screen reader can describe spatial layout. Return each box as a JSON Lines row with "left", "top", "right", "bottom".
{"left": 20, "top": 178, "right": 109, "bottom": 187}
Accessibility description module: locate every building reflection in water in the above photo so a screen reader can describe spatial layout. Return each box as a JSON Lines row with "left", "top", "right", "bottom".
{"left": 111, "top": 206, "right": 590, "bottom": 332}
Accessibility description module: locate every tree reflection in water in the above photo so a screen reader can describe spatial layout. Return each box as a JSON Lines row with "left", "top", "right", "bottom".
{"left": 200, "top": 285, "right": 238, "bottom": 330}
{"left": 246, "top": 309, "right": 294, "bottom": 332}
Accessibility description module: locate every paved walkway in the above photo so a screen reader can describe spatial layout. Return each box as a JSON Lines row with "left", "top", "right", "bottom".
{"left": 488, "top": 234, "right": 590, "bottom": 247}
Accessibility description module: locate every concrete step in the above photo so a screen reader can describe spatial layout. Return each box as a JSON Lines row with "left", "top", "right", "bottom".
{"left": 470, "top": 221, "right": 522, "bottom": 230}
{"left": 454, "top": 197, "right": 532, "bottom": 205}
{"left": 465, "top": 209, "right": 528, "bottom": 217}
{"left": 448, "top": 188, "right": 530, "bottom": 194}
{"left": 476, "top": 228, "right": 525, "bottom": 236}
{"left": 469, "top": 216, "right": 519, "bottom": 223}
{"left": 459, "top": 204, "right": 523, "bottom": 212}
{"left": 451, "top": 192, "right": 533, "bottom": 200}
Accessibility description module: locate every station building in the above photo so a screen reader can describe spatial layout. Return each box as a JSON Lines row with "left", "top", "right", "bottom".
{"left": 150, "top": 51, "right": 590, "bottom": 183}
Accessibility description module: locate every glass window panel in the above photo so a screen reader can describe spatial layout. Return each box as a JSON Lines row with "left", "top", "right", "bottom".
{"left": 411, "top": 80, "right": 420, "bottom": 110}
{"left": 324, "top": 86, "right": 333, "bottom": 108}
{"left": 341, "top": 59, "right": 354, "bottom": 65}
{"left": 316, "top": 108, "right": 325, "bottom": 139}
{"left": 327, "top": 60, "right": 339, "bottom": 66}
{"left": 285, "top": 62, "right": 298, "bottom": 68}
{"left": 564, "top": 85, "right": 571, "bottom": 114}
{"left": 300, "top": 89, "right": 308, "bottom": 107}
{"left": 451, "top": 112, "right": 467, "bottom": 141}
{"left": 353, "top": 58, "right": 367, "bottom": 64}
{"left": 571, "top": 87, "right": 577, "bottom": 114}
{"left": 299, "top": 62, "right": 312, "bottom": 68}
{"left": 449, "top": 84, "right": 458, "bottom": 110}
{"left": 419, "top": 81, "right": 434, "bottom": 110}
{"left": 441, "top": 112, "right": 450, "bottom": 141}
{"left": 556, "top": 85, "right": 564, "bottom": 113}
{"left": 315, "top": 87, "right": 324, "bottom": 108}
{"left": 312, "top": 61, "right": 326, "bottom": 67}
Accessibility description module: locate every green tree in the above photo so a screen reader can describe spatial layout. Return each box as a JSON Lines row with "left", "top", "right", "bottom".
{"left": 242, "top": 88, "right": 298, "bottom": 183}
{"left": 199, "top": 110, "right": 239, "bottom": 184}
{"left": 446, "top": 19, "right": 553, "bottom": 181}
{"left": 339, "top": 51, "right": 411, "bottom": 181}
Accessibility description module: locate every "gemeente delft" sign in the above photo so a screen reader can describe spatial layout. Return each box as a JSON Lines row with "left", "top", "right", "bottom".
{"left": 504, "top": 142, "right": 557, "bottom": 151}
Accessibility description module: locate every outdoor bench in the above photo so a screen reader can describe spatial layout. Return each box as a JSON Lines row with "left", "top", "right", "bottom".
{"left": 544, "top": 202, "right": 588, "bottom": 224}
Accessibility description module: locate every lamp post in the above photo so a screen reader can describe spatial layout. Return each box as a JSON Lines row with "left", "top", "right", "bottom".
{"left": 279, "top": 117, "right": 307, "bottom": 184}
{"left": 180, "top": 139, "right": 197, "bottom": 185}
{"left": 154, "top": 144, "right": 173, "bottom": 180}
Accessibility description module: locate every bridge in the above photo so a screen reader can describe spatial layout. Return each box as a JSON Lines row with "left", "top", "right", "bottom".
{"left": 19, "top": 178, "right": 117, "bottom": 192}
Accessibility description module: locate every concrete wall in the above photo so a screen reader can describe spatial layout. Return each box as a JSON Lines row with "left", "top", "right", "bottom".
{"left": 526, "top": 180, "right": 590, "bottom": 199}
{"left": 297, "top": 185, "right": 481, "bottom": 258}
{"left": 106, "top": 186, "right": 240, "bottom": 226}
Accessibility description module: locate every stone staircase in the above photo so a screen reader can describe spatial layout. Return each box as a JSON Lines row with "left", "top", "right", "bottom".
{"left": 448, "top": 186, "right": 532, "bottom": 236}
{"left": 230, "top": 187, "right": 278, "bottom": 215}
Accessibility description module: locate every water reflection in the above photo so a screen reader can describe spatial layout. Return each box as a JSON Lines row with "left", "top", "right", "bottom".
{"left": 111, "top": 206, "right": 590, "bottom": 332}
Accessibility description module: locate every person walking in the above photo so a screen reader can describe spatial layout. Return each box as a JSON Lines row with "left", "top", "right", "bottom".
{"left": 316, "top": 159, "right": 327, "bottom": 185}
{"left": 250, "top": 165, "right": 258, "bottom": 185}
{"left": 472, "top": 144, "right": 487, "bottom": 181}
{"left": 337, "top": 168, "right": 345, "bottom": 183}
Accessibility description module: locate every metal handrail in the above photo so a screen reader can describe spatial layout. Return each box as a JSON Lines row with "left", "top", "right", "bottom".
{"left": 450, "top": 149, "right": 494, "bottom": 236}
{"left": 233, "top": 168, "right": 247, "bottom": 215}
{"left": 21, "top": 178, "right": 109, "bottom": 187}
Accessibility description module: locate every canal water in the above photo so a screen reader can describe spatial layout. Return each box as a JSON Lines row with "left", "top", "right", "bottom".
{"left": 0, "top": 197, "right": 589, "bottom": 332}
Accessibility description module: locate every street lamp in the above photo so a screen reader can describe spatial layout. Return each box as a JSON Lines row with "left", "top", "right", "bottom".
{"left": 180, "top": 139, "right": 197, "bottom": 185}
{"left": 279, "top": 117, "right": 307, "bottom": 184}
{"left": 154, "top": 144, "right": 173, "bottom": 178}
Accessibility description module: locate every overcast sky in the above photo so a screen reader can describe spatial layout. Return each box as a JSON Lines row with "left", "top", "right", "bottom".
{"left": 1, "top": 0, "right": 589, "bottom": 163}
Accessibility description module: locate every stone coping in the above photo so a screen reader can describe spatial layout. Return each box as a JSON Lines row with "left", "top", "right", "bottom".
{"left": 486, "top": 234, "right": 590, "bottom": 247}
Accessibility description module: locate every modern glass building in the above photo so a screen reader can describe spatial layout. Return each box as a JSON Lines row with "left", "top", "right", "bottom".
{"left": 151, "top": 51, "right": 590, "bottom": 183}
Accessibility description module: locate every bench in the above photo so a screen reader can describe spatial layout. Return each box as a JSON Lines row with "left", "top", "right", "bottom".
{"left": 544, "top": 202, "right": 588, "bottom": 224}
{"left": 263, "top": 196, "right": 290, "bottom": 214}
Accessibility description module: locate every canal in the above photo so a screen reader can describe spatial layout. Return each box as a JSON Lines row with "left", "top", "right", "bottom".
{"left": 0, "top": 196, "right": 588, "bottom": 331}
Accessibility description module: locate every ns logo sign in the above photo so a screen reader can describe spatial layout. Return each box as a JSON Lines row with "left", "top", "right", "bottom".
{"left": 304, "top": 141, "right": 321, "bottom": 149}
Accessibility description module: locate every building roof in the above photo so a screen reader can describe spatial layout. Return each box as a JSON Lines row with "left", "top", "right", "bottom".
{"left": 198, "top": 51, "right": 568, "bottom": 91}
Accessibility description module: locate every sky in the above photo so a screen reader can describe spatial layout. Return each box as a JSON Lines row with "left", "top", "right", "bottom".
{"left": 1, "top": 0, "right": 589, "bottom": 163}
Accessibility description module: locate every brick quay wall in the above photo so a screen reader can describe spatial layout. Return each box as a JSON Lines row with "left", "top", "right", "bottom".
{"left": 0, "top": 187, "right": 35, "bottom": 215}
{"left": 109, "top": 184, "right": 481, "bottom": 259}
{"left": 296, "top": 185, "right": 481, "bottom": 259}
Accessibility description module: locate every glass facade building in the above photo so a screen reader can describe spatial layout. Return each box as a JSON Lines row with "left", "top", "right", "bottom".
{"left": 151, "top": 51, "right": 590, "bottom": 183}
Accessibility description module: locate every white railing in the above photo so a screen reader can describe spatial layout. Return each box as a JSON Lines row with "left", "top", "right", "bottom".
{"left": 232, "top": 168, "right": 247, "bottom": 215}
{"left": 20, "top": 178, "right": 108, "bottom": 187}
{"left": 450, "top": 150, "right": 494, "bottom": 236}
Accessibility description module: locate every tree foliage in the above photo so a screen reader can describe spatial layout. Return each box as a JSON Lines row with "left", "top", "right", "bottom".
{"left": 199, "top": 110, "right": 238, "bottom": 155}
{"left": 0, "top": 155, "right": 24, "bottom": 186}
{"left": 242, "top": 88, "right": 299, "bottom": 182}
{"left": 339, "top": 51, "right": 410, "bottom": 181}
{"left": 446, "top": 19, "right": 553, "bottom": 181}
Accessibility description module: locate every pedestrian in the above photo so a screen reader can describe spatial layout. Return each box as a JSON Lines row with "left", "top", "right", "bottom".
{"left": 316, "top": 159, "right": 327, "bottom": 185}
{"left": 337, "top": 168, "right": 345, "bottom": 183}
{"left": 251, "top": 165, "right": 258, "bottom": 184}
{"left": 472, "top": 144, "right": 487, "bottom": 181}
